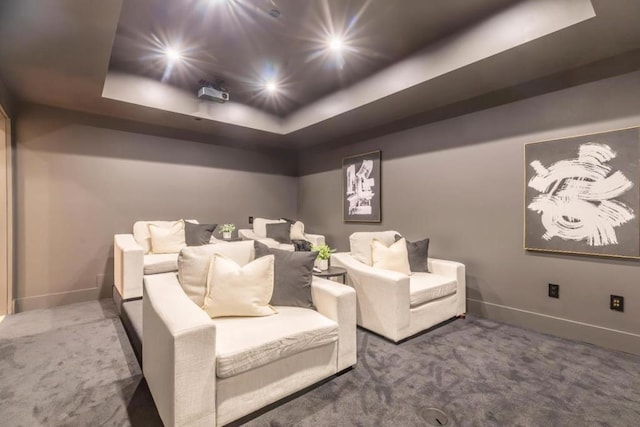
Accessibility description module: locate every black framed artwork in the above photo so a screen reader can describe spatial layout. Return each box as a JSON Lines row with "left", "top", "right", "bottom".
{"left": 343, "top": 151, "right": 381, "bottom": 222}
{"left": 524, "top": 127, "right": 640, "bottom": 259}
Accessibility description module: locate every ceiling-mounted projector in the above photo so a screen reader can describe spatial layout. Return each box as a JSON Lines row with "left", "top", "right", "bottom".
{"left": 197, "top": 86, "right": 229, "bottom": 103}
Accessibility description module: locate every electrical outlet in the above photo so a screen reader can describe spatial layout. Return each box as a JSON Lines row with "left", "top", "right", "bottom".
{"left": 548, "top": 283, "right": 559, "bottom": 298}
{"left": 248, "top": 216, "right": 254, "bottom": 224}
{"left": 610, "top": 295, "right": 624, "bottom": 312}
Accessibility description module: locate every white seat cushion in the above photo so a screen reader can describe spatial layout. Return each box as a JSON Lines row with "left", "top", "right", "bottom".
{"left": 143, "top": 253, "right": 179, "bottom": 275}
{"left": 212, "top": 306, "right": 338, "bottom": 378}
{"left": 409, "top": 272, "right": 457, "bottom": 308}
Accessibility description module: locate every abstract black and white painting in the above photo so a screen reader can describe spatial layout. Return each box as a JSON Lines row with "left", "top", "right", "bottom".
{"left": 525, "top": 127, "right": 640, "bottom": 258}
{"left": 343, "top": 151, "right": 381, "bottom": 222}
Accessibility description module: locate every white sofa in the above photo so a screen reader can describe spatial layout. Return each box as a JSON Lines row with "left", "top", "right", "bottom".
{"left": 332, "top": 231, "right": 466, "bottom": 343}
{"left": 238, "top": 217, "right": 325, "bottom": 250}
{"left": 114, "top": 219, "right": 222, "bottom": 301}
{"left": 143, "top": 241, "right": 357, "bottom": 427}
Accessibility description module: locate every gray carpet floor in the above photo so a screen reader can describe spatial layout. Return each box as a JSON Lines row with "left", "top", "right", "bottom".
{"left": 1, "top": 299, "right": 639, "bottom": 426}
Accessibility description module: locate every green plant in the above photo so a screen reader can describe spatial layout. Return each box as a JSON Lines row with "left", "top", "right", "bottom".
{"left": 220, "top": 223, "right": 235, "bottom": 233}
{"left": 312, "top": 243, "right": 334, "bottom": 260}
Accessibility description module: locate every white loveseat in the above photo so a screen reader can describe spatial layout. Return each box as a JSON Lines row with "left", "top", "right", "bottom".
{"left": 114, "top": 219, "right": 221, "bottom": 301}
{"left": 143, "top": 240, "right": 357, "bottom": 426}
{"left": 332, "top": 231, "right": 466, "bottom": 343}
{"left": 238, "top": 217, "right": 325, "bottom": 250}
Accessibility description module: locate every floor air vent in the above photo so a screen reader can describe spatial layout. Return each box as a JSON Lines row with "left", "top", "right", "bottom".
{"left": 419, "top": 407, "right": 450, "bottom": 426}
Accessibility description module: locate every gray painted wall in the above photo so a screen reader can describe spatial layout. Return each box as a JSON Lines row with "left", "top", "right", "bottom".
{"left": 14, "top": 104, "right": 298, "bottom": 311}
{"left": 298, "top": 70, "right": 640, "bottom": 354}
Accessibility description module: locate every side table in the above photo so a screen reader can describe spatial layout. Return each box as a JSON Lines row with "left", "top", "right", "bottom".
{"left": 312, "top": 266, "right": 347, "bottom": 284}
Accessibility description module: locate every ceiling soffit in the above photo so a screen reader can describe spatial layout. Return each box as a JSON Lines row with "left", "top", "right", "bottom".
{"left": 102, "top": 0, "right": 596, "bottom": 142}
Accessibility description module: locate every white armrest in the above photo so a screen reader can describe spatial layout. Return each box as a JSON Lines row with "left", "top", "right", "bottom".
{"left": 305, "top": 233, "right": 325, "bottom": 246}
{"left": 238, "top": 229, "right": 257, "bottom": 240}
{"left": 331, "top": 252, "right": 410, "bottom": 342}
{"left": 114, "top": 234, "right": 144, "bottom": 300}
{"left": 429, "top": 258, "right": 466, "bottom": 315}
{"left": 311, "top": 277, "right": 356, "bottom": 371}
{"left": 143, "top": 273, "right": 217, "bottom": 427}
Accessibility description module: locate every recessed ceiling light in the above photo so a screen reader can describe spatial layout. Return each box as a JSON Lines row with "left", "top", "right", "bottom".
{"left": 266, "top": 81, "right": 278, "bottom": 93}
{"left": 329, "top": 36, "right": 343, "bottom": 52}
{"left": 165, "top": 47, "right": 182, "bottom": 62}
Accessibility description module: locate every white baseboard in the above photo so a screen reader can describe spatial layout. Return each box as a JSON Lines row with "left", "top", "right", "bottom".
{"left": 467, "top": 298, "right": 640, "bottom": 355}
{"left": 14, "top": 287, "right": 99, "bottom": 312}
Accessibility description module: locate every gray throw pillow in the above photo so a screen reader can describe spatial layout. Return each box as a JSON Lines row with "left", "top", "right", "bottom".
{"left": 266, "top": 222, "right": 292, "bottom": 244}
{"left": 185, "top": 222, "right": 217, "bottom": 246}
{"left": 395, "top": 234, "right": 430, "bottom": 273}
{"left": 254, "top": 241, "right": 317, "bottom": 309}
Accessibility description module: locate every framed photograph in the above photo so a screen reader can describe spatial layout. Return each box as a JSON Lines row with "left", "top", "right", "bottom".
{"left": 524, "top": 127, "right": 640, "bottom": 258}
{"left": 343, "top": 151, "right": 381, "bottom": 222}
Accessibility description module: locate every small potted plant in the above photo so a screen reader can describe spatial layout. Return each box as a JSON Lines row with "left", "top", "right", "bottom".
{"left": 220, "top": 223, "right": 235, "bottom": 240}
{"left": 312, "top": 243, "right": 335, "bottom": 271}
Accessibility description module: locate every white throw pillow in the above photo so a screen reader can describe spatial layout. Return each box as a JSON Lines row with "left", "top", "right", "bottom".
{"left": 133, "top": 219, "right": 196, "bottom": 254}
{"left": 253, "top": 218, "right": 286, "bottom": 239}
{"left": 290, "top": 221, "right": 306, "bottom": 241}
{"left": 202, "top": 254, "right": 277, "bottom": 318}
{"left": 371, "top": 237, "right": 411, "bottom": 275}
{"left": 350, "top": 231, "right": 400, "bottom": 265}
{"left": 178, "top": 240, "right": 255, "bottom": 306}
{"left": 148, "top": 220, "right": 186, "bottom": 254}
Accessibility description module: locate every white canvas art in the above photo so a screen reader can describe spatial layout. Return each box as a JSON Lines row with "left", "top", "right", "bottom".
{"left": 343, "top": 151, "right": 381, "bottom": 222}
{"left": 525, "top": 128, "right": 640, "bottom": 258}
{"left": 346, "top": 160, "right": 375, "bottom": 215}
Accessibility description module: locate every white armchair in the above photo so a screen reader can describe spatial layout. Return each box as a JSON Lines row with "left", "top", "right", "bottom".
{"left": 238, "top": 217, "right": 325, "bottom": 250}
{"left": 332, "top": 231, "right": 465, "bottom": 343}
{"left": 114, "top": 219, "right": 223, "bottom": 301}
{"left": 143, "top": 241, "right": 356, "bottom": 427}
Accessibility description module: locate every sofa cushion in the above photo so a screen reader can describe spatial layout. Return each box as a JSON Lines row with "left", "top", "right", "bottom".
{"left": 350, "top": 230, "right": 399, "bottom": 266}
{"left": 185, "top": 221, "right": 217, "bottom": 246}
{"left": 202, "top": 254, "right": 277, "bottom": 319}
{"left": 266, "top": 222, "right": 292, "bottom": 244}
{"left": 395, "top": 234, "right": 430, "bottom": 273}
{"left": 254, "top": 241, "right": 317, "bottom": 309}
{"left": 371, "top": 237, "right": 411, "bottom": 275}
{"left": 409, "top": 272, "right": 457, "bottom": 308}
{"left": 133, "top": 219, "right": 197, "bottom": 254}
{"left": 178, "top": 240, "right": 255, "bottom": 306}
{"left": 149, "top": 220, "right": 186, "bottom": 254}
{"left": 143, "top": 253, "right": 179, "bottom": 275}
{"left": 253, "top": 218, "right": 286, "bottom": 239}
{"left": 212, "top": 306, "right": 338, "bottom": 378}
